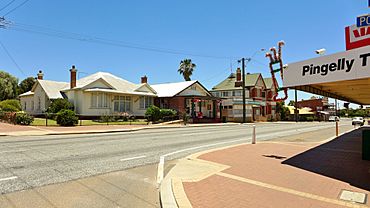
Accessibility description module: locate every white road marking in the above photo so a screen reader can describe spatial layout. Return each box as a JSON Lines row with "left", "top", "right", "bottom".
{"left": 0, "top": 176, "right": 18, "bottom": 182}
{"left": 120, "top": 155, "right": 146, "bottom": 162}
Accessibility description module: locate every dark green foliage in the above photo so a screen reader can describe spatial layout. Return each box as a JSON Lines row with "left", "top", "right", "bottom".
{"left": 0, "top": 71, "right": 18, "bottom": 101}
{"left": 276, "top": 101, "right": 290, "bottom": 121}
{"left": 160, "top": 109, "right": 177, "bottom": 121}
{"left": 15, "top": 112, "right": 34, "bottom": 125}
{"left": 18, "top": 77, "right": 36, "bottom": 95}
{"left": 178, "top": 59, "right": 196, "bottom": 81}
{"left": 0, "top": 99, "right": 21, "bottom": 112}
{"left": 56, "top": 109, "right": 78, "bottom": 126}
{"left": 145, "top": 105, "right": 162, "bottom": 122}
{"left": 48, "top": 98, "right": 73, "bottom": 114}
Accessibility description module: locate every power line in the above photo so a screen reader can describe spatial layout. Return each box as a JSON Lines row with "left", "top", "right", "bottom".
{"left": 3, "top": 0, "right": 30, "bottom": 16}
{"left": 2, "top": 20, "right": 238, "bottom": 60}
{"left": 0, "top": 0, "right": 16, "bottom": 13}
{"left": 0, "top": 40, "right": 26, "bottom": 76}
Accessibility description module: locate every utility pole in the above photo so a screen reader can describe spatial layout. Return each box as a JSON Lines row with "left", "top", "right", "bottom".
{"left": 295, "top": 88, "right": 298, "bottom": 122}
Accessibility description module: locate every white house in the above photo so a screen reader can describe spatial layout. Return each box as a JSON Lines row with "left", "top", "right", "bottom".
{"left": 19, "top": 66, "right": 157, "bottom": 117}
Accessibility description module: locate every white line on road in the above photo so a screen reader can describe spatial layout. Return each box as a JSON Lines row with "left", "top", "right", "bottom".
{"left": 120, "top": 155, "right": 146, "bottom": 162}
{"left": 0, "top": 176, "right": 18, "bottom": 182}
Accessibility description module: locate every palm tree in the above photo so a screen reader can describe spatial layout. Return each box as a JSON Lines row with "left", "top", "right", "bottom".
{"left": 178, "top": 59, "right": 196, "bottom": 81}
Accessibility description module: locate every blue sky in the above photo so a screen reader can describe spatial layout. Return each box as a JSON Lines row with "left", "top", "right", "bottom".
{"left": 0, "top": 0, "right": 367, "bottom": 106}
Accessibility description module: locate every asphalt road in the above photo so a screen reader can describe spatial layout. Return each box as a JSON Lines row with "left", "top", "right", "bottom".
{"left": 0, "top": 121, "right": 352, "bottom": 195}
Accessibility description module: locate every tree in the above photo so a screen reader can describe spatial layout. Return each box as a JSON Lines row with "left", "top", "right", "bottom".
{"left": 178, "top": 59, "right": 196, "bottom": 81}
{"left": 0, "top": 71, "right": 18, "bottom": 101}
{"left": 47, "top": 98, "right": 74, "bottom": 114}
{"left": 287, "top": 100, "right": 295, "bottom": 106}
{"left": 18, "top": 77, "right": 36, "bottom": 95}
{"left": 276, "top": 101, "right": 290, "bottom": 121}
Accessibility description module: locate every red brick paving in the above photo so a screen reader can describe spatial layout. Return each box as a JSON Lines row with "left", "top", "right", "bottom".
{"left": 184, "top": 128, "right": 370, "bottom": 208}
{"left": 0, "top": 122, "right": 39, "bottom": 132}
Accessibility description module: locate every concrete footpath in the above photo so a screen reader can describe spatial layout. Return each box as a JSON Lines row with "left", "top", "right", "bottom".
{"left": 0, "top": 122, "right": 240, "bottom": 137}
{"left": 161, "top": 127, "right": 370, "bottom": 208}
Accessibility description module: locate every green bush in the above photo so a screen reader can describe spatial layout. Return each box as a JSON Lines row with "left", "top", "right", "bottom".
{"left": 145, "top": 105, "right": 161, "bottom": 122}
{"left": 160, "top": 109, "right": 177, "bottom": 121}
{"left": 0, "top": 99, "right": 21, "bottom": 112}
{"left": 15, "top": 112, "right": 34, "bottom": 125}
{"left": 56, "top": 109, "right": 78, "bottom": 126}
{"left": 48, "top": 98, "right": 73, "bottom": 114}
{"left": 306, "top": 116, "right": 315, "bottom": 122}
{"left": 100, "top": 114, "right": 115, "bottom": 123}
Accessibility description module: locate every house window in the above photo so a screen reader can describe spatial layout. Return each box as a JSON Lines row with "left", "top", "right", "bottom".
{"left": 234, "top": 90, "right": 242, "bottom": 97}
{"left": 140, "top": 96, "right": 153, "bottom": 109}
{"left": 24, "top": 102, "right": 27, "bottom": 110}
{"left": 212, "top": 92, "right": 220, "bottom": 97}
{"left": 222, "top": 91, "right": 229, "bottom": 97}
{"left": 91, "top": 93, "right": 109, "bottom": 108}
{"left": 114, "top": 96, "right": 131, "bottom": 112}
{"left": 31, "top": 101, "right": 34, "bottom": 110}
{"left": 262, "top": 91, "right": 266, "bottom": 98}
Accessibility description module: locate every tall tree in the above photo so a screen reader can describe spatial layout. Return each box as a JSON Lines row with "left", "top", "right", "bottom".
{"left": 178, "top": 59, "right": 196, "bottom": 81}
{"left": 18, "top": 77, "right": 36, "bottom": 95}
{"left": 0, "top": 71, "right": 18, "bottom": 101}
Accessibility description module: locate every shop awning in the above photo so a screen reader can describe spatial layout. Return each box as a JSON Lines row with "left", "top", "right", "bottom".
{"left": 284, "top": 46, "right": 370, "bottom": 105}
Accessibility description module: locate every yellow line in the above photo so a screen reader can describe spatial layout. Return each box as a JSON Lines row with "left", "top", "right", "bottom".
{"left": 216, "top": 172, "right": 368, "bottom": 208}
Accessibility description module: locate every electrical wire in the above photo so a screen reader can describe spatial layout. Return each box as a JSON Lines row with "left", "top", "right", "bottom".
{"left": 0, "top": 40, "right": 26, "bottom": 76}
{"left": 3, "top": 21, "right": 239, "bottom": 60}
{"left": 0, "top": 0, "right": 16, "bottom": 13}
{"left": 3, "top": 0, "right": 30, "bottom": 16}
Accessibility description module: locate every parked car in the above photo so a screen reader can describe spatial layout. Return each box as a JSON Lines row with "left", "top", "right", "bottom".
{"left": 352, "top": 117, "right": 365, "bottom": 126}
{"left": 328, "top": 116, "right": 339, "bottom": 122}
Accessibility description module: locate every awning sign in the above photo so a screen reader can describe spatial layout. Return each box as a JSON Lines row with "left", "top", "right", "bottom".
{"left": 283, "top": 45, "right": 370, "bottom": 87}
{"left": 345, "top": 24, "right": 370, "bottom": 50}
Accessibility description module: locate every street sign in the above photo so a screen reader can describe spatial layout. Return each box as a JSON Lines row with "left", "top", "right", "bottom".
{"left": 357, "top": 14, "right": 370, "bottom": 27}
{"left": 345, "top": 24, "right": 370, "bottom": 50}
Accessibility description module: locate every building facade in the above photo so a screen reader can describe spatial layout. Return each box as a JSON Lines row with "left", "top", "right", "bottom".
{"left": 210, "top": 68, "right": 276, "bottom": 122}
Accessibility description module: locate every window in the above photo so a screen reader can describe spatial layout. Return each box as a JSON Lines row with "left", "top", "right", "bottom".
{"left": 37, "top": 97, "right": 41, "bottom": 110}
{"left": 140, "top": 96, "right": 153, "bottom": 109}
{"left": 234, "top": 90, "right": 242, "bottom": 97}
{"left": 212, "top": 92, "right": 220, "bottom": 97}
{"left": 262, "top": 91, "right": 266, "bottom": 97}
{"left": 222, "top": 91, "right": 229, "bottom": 97}
{"left": 114, "top": 96, "right": 131, "bottom": 112}
{"left": 91, "top": 93, "right": 109, "bottom": 108}
{"left": 31, "top": 101, "right": 34, "bottom": 110}
{"left": 24, "top": 102, "right": 27, "bottom": 110}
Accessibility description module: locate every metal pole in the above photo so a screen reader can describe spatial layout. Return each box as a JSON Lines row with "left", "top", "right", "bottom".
{"left": 252, "top": 124, "right": 256, "bottom": 144}
{"left": 295, "top": 88, "right": 298, "bottom": 122}
{"left": 242, "top": 58, "right": 246, "bottom": 123}
{"left": 336, "top": 121, "right": 339, "bottom": 137}
{"left": 335, "top": 99, "right": 338, "bottom": 116}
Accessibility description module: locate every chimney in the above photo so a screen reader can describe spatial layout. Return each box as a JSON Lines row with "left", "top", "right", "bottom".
{"left": 70, "top": 65, "right": 77, "bottom": 89}
{"left": 236, "top": 68, "right": 241, "bottom": 82}
{"left": 37, "top": 70, "right": 44, "bottom": 80}
{"left": 235, "top": 68, "right": 242, "bottom": 87}
{"left": 141, "top": 75, "right": 147, "bottom": 84}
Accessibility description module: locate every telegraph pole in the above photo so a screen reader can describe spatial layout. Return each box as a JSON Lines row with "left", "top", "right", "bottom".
{"left": 242, "top": 58, "right": 246, "bottom": 123}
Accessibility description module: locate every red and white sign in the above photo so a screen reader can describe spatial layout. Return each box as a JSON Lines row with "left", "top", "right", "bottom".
{"left": 345, "top": 24, "right": 370, "bottom": 50}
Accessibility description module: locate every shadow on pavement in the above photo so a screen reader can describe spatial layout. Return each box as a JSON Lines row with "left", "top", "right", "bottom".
{"left": 282, "top": 127, "right": 370, "bottom": 191}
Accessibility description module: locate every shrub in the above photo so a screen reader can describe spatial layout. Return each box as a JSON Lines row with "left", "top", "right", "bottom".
{"left": 56, "top": 109, "right": 78, "bottom": 126}
{"left": 48, "top": 98, "right": 73, "bottom": 114}
{"left": 145, "top": 105, "right": 161, "bottom": 122}
{"left": 0, "top": 99, "right": 21, "bottom": 112}
{"left": 100, "top": 113, "right": 115, "bottom": 123}
{"left": 160, "top": 109, "right": 177, "bottom": 121}
{"left": 15, "top": 112, "right": 34, "bottom": 125}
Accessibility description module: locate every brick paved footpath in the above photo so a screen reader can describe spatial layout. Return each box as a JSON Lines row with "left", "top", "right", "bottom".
{"left": 183, "top": 128, "right": 370, "bottom": 208}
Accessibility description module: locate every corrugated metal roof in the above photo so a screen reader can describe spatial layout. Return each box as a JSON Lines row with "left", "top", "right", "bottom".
{"left": 151, "top": 80, "right": 197, "bottom": 97}
{"left": 18, "top": 91, "right": 34, "bottom": 97}
{"left": 37, "top": 80, "right": 69, "bottom": 99}
{"left": 211, "top": 73, "right": 261, "bottom": 91}
{"left": 64, "top": 72, "right": 157, "bottom": 96}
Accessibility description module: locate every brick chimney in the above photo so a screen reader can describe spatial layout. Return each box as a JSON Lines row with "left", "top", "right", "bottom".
{"left": 70, "top": 65, "right": 77, "bottom": 89}
{"left": 236, "top": 68, "right": 241, "bottom": 82}
{"left": 37, "top": 70, "right": 44, "bottom": 80}
{"left": 235, "top": 68, "right": 242, "bottom": 87}
{"left": 141, "top": 76, "right": 147, "bottom": 84}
